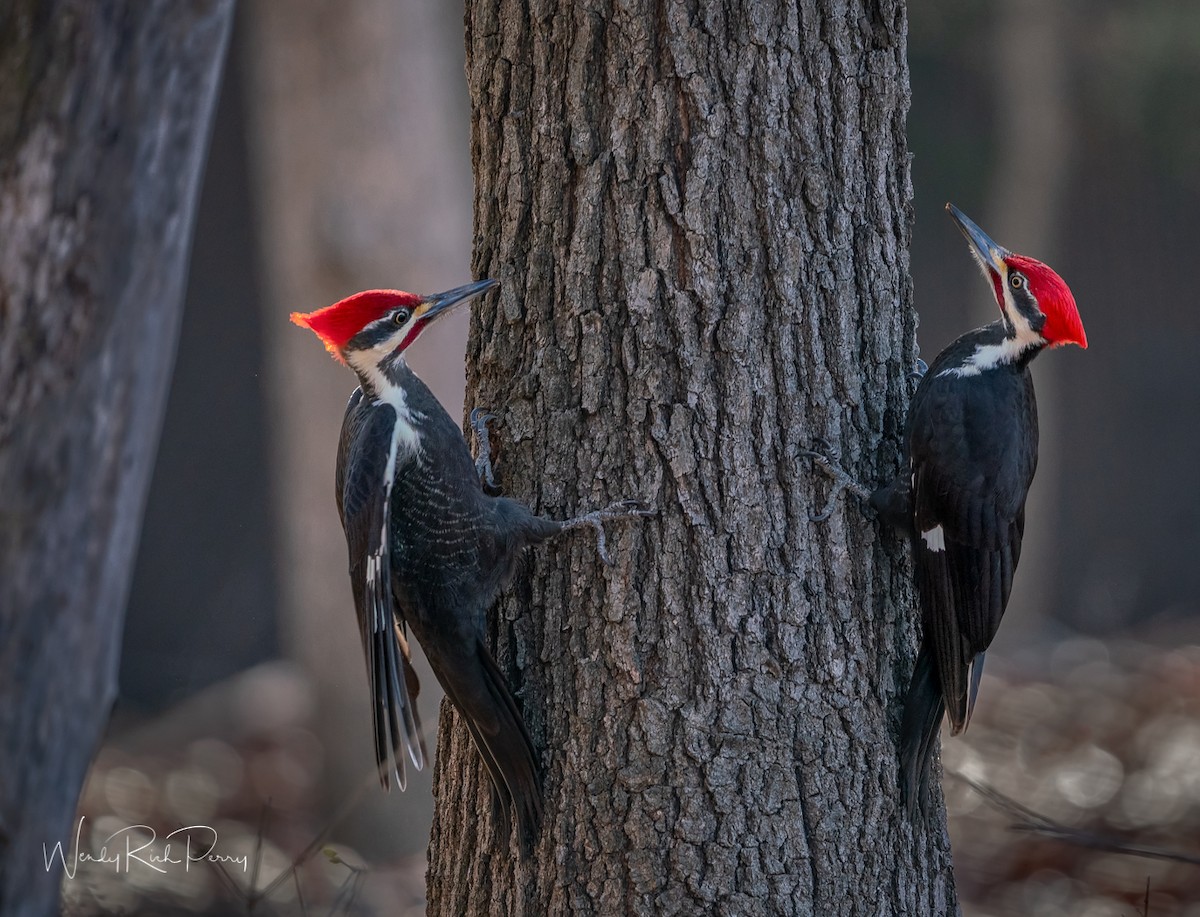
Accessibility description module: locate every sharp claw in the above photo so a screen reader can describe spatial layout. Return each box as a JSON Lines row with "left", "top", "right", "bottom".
{"left": 470, "top": 407, "right": 497, "bottom": 426}
{"left": 801, "top": 440, "right": 871, "bottom": 521}
{"left": 808, "top": 490, "right": 844, "bottom": 522}
{"left": 469, "top": 408, "right": 500, "bottom": 490}
{"left": 799, "top": 448, "right": 829, "bottom": 467}
{"left": 477, "top": 460, "right": 497, "bottom": 490}
{"left": 616, "top": 499, "right": 655, "bottom": 518}
{"left": 562, "top": 498, "right": 654, "bottom": 563}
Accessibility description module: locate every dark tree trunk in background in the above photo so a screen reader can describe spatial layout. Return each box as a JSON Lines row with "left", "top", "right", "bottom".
{"left": 0, "top": 2, "right": 232, "bottom": 913}
{"left": 429, "top": 2, "right": 956, "bottom": 914}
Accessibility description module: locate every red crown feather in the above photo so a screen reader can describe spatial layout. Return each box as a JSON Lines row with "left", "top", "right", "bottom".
{"left": 290, "top": 290, "right": 422, "bottom": 361}
{"left": 1005, "top": 255, "right": 1087, "bottom": 349}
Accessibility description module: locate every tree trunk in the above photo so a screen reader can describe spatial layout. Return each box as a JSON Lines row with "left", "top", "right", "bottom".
{"left": 428, "top": 2, "right": 956, "bottom": 914}
{"left": 0, "top": 2, "right": 232, "bottom": 913}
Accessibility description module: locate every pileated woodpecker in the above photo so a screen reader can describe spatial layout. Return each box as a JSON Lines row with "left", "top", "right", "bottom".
{"left": 808, "top": 204, "right": 1087, "bottom": 815}
{"left": 291, "top": 280, "right": 649, "bottom": 844}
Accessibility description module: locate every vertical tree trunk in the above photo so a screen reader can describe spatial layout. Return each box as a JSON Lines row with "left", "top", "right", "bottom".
{"left": 428, "top": 2, "right": 956, "bottom": 914}
{"left": 0, "top": 1, "right": 232, "bottom": 914}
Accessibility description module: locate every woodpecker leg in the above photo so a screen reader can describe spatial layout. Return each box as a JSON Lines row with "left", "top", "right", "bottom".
{"left": 800, "top": 439, "right": 873, "bottom": 522}
{"left": 469, "top": 408, "right": 500, "bottom": 491}
{"left": 558, "top": 499, "right": 654, "bottom": 566}
{"left": 910, "top": 357, "right": 928, "bottom": 382}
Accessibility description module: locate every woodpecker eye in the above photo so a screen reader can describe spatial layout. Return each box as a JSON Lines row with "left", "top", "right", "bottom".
{"left": 1009, "top": 274, "right": 1025, "bottom": 290}
{"left": 392, "top": 308, "right": 412, "bottom": 326}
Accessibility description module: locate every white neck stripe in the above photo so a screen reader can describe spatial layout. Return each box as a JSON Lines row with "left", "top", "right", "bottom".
{"left": 347, "top": 351, "right": 421, "bottom": 457}
{"left": 938, "top": 334, "right": 1041, "bottom": 378}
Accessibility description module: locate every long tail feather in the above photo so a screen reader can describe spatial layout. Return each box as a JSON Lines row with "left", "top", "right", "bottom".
{"left": 366, "top": 562, "right": 424, "bottom": 790}
{"left": 428, "top": 638, "right": 543, "bottom": 850}
{"left": 899, "top": 644, "right": 946, "bottom": 818}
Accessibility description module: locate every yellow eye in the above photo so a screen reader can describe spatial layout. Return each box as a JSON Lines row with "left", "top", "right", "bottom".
{"left": 1010, "top": 274, "right": 1025, "bottom": 290}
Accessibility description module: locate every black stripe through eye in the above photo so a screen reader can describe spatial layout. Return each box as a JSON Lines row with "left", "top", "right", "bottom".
{"left": 348, "top": 316, "right": 405, "bottom": 351}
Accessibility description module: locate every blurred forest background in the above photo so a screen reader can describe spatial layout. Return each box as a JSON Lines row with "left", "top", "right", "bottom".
{"left": 66, "top": 1, "right": 1200, "bottom": 915}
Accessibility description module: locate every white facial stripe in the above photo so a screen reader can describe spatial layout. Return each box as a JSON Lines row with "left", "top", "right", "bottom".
{"left": 939, "top": 266, "right": 1047, "bottom": 379}
{"left": 1000, "top": 268, "right": 1045, "bottom": 344}
{"left": 921, "top": 525, "right": 945, "bottom": 552}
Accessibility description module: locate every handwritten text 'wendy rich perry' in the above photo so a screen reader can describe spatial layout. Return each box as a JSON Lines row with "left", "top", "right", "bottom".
{"left": 44, "top": 817, "right": 249, "bottom": 877}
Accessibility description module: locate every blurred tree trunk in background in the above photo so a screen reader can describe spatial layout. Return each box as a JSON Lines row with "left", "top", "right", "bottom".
{"left": 429, "top": 2, "right": 956, "bottom": 914}
{"left": 984, "top": 0, "right": 1074, "bottom": 650}
{"left": 244, "top": 0, "right": 474, "bottom": 858}
{"left": 0, "top": 1, "right": 232, "bottom": 913}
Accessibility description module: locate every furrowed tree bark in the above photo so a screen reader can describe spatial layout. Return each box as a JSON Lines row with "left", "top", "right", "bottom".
{"left": 430, "top": 2, "right": 957, "bottom": 914}
{"left": 0, "top": 2, "right": 232, "bottom": 913}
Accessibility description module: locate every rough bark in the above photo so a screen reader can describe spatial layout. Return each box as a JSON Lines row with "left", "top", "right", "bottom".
{"left": 428, "top": 2, "right": 956, "bottom": 915}
{"left": 0, "top": 1, "right": 232, "bottom": 913}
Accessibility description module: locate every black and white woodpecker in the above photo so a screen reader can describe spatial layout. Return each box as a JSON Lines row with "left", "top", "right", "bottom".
{"left": 808, "top": 204, "right": 1087, "bottom": 815}
{"left": 291, "top": 280, "right": 650, "bottom": 844}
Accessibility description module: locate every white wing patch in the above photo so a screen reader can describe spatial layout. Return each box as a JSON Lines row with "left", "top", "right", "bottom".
{"left": 364, "top": 411, "right": 425, "bottom": 785}
{"left": 921, "top": 525, "right": 946, "bottom": 552}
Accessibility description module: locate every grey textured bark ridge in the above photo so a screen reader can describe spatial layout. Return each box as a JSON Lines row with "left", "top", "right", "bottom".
{"left": 430, "top": 1, "right": 956, "bottom": 915}
{"left": 0, "top": 2, "right": 234, "bottom": 913}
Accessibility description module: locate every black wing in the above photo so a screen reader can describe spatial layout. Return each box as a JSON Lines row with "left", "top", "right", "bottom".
{"left": 908, "top": 370, "right": 1035, "bottom": 734}
{"left": 336, "top": 388, "right": 426, "bottom": 789}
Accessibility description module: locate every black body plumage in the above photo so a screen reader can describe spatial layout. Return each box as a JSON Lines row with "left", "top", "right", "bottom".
{"left": 335, "top": 358, "right": 559, "bottom": 843}
{"left": 876, "top": 320, "right": 1040, "bottom": 815}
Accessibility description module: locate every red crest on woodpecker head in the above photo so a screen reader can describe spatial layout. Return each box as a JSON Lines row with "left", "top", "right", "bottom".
{"left": 1004, "top": 255, "right": 1088, "bottom": 349}
{"left": 290, "top": 290, "right": 423, "bottom": 361}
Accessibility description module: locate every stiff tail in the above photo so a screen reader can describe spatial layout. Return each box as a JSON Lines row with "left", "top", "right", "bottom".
{"left": 366, "top": 593, "right": 425, "bottom": 791}
{"left": 965, "top": 650, "right": 987, "bottom": 730}
{"left": 899, "top": 643, "right": 946, "bottom": 818}
{"left": 432, "top": 639, "right": 544, "bottom": 849}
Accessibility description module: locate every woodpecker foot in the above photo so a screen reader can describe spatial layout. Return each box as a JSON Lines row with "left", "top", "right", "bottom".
{"left": 909, "top": 358, "right": 928, "bottom": 382}
{"left": 469, "top": 408, "right": 500, "bottom": 492}
{"left": 560, "top": 499, "right": 654, "bottom": 566}
{"left": 800, "top": 439, "right": 872, "bottom": 522}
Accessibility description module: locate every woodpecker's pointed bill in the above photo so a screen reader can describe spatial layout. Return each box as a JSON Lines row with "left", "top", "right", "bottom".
{"left": 420, "top": 279, "right": 499, "bottom": 322}
{"left": 947, "top": 202, "right": 1009, "bottom": 280}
